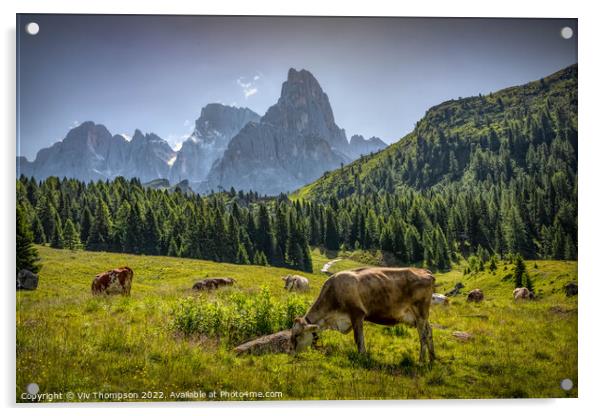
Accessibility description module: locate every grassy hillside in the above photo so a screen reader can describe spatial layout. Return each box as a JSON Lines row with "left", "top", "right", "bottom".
{"left": 17, "top": 246, "right": 577, "bottom": 401}
{"left": 294, "top": 64, "right": 577, "bottom": 201}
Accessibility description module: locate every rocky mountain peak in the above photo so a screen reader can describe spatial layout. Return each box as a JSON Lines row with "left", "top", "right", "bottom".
{"left": 203, "top": 69, "right": 353, "bottom": 195}
{"left": 62, "top": 121, "right": 112, "bottom": 147}
{"left": 262, "top": 68, "right": 348, "bottom": 154}
{"left": 168, "top": 103, "right": 260, "bottom": 184}
{"left": 195, "top": 103, "right": 259, "bottom": 138}
{"left": 282, "top": 68, "right": 324, "bottom": 98}
{"left": 347, "top": 134, "right": 387, "bottom": 159}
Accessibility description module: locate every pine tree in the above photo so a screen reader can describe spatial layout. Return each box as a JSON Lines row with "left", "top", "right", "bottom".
{"left": 87, "top": 200, "right": 112, "bottom": 251}
{"left": 489, "top": 256, "right": 497, "bottom": 272}
{"left": 236, "top": 244, "right": 250, "bottom": 265}
{"left": 211, "top": 209, "right": 228, "bottom": 262}
{"left": 324, "top": 207, "right": 339, "bottom": 250}
{"left": 274, "top": 204, "right": 289, "bottom": 266}
{"left": 37, "top": 196, "right": 59, "bottom": 247}
{"left": 62, "top": 218, "right": 81, "bottom": 250}
{"left": 79, "top": 206, "right": 93, "bottom": 244}
{"left": 563, "top": 236, "right": 577, "bottom": 260}
{"left": 255, "top": 204, "right": 273, "bottom": 261}
{"left": 253, "top": 250, "right": 268, "bottom": 266}
{"left": 143, "top": 208, "right": 160, "bottom": 255}
{"left": 111, "top": 202, "right": 131, "bottom": 252}
{"left": 31, "top": 214, "right": 46, "bottom": 244}
{"left": 16, "top": 205, "right": 40, "bottom": 274}
{"left": 513, "top": 255, "right": 527, "bottom": 288}
{"left": 302, "top": 243, "right": 313, "bottom": 273}
{"left": 524, "top": 273, "right": 535, "bottom": 292}
{"left": 50, "top": 215, "right": 64, "bottom": 249}
{"left": 125, "top": 202, "right": 145, "bottom": 253}
{"left": 226, "top": 214, "right": 241, "bottom": 263}
{"left": 167, "top": 237, "right": 180, "bottom": 257}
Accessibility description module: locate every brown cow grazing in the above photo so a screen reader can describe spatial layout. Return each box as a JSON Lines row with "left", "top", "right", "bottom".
{"left": 467, "top": 289, "right": 484, "bottom": 302}
{"left": 513, "top": 287, "right": 534, "bottom": 300}
{"left": 192, "top": 277, "right": 235, "bottom": 291}
{"left": 91, "top": 267, "right": 133, "bottom": 296}
{"left": 291, "top": 267, "right": 436, "bottom": 362}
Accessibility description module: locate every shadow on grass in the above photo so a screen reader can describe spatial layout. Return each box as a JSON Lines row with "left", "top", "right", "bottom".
{"left": 346, "top": 350, "right": 432, "bottom": 377}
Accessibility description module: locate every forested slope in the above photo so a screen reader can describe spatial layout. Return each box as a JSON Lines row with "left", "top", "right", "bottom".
{"left": 294, "top": 65, "right": 577, "bottom": 267}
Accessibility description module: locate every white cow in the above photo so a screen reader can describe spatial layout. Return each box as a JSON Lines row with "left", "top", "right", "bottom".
{"left": 431, "top": 293, "right": 450, "bottom": 305}
{"left": 282, "top": 275, "right": 310, "bottom": 292}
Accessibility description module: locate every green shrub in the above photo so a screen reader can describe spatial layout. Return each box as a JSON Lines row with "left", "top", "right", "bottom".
{"left": 170, "top": 286, "right": 310, "bottom": 345}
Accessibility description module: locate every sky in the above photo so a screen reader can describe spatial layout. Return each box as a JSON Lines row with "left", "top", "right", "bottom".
{"left": 17, "top": 15, "right": 577, "bottom": 160}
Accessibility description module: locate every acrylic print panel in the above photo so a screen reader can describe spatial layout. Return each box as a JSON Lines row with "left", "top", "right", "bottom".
{"left": 16, "top": 14, "right": 578, "bottom": 402}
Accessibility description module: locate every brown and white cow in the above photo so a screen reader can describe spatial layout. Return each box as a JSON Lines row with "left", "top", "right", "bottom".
{"left": 192, "top": 277, "right": 236, "bottom": 291}
{"left": 291, "top": 267, "right": 436, "bottom": 362}
{"left": 513, "top": 287, "right": 534, "bottom": 300}
{"left": 91, "top": 267, "right": 133, "bottom": 296}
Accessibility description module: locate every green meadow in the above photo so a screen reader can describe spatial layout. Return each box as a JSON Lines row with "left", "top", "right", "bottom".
{"left": 16, "top": 245, "right": 577, "bottom": 401}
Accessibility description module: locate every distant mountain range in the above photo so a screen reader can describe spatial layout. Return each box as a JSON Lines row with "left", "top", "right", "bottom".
{"left": 17, "top": 69, "right": 387, "bottom": 194}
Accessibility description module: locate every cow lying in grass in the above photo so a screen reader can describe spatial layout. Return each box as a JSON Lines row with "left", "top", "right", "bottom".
{"left": 234, "top": 330, "right": 294, "bottom": 355}
{"left": 192, "top": 277, "right": 235, "bottom": 291}
{"left": 91, "top": 267, "right": 133, "bottom": 296}
{"left": 291, "top": 267, "right": 436, "bottom": 362}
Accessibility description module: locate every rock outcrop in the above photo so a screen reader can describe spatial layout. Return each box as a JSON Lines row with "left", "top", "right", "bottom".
{"left": 17, "top": 269, "right": 38, "bottom": 290}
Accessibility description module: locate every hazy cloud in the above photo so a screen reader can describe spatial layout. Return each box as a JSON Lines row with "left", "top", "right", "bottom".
{"left": 236, "top": 73, "right": 261, "bottom": 98}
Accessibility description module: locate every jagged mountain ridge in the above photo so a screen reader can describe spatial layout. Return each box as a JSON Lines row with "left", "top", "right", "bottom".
{"left": 202, "top": 68, "right": 386, "bottom": 194}
{"left": 18, "top": 69, "right": 389, "bottom": 192}
{"left": 17, "top": 104, "right": 261, "bottom": 184}
{"left": 17, "top": 122, "right": 171, "bottom": 183}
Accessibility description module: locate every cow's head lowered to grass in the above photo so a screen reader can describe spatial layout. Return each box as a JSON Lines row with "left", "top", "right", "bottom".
{"left": 291, "top": 317, "right": 319, "bottom": 352}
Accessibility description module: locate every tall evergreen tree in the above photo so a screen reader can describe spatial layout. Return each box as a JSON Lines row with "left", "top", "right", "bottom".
{"left": 513, "top": 255, "right": 527, "bottom": 288}
{"left": 324, "top": 207, "right": 339, "bottom": 250}
{"left": 255, "top": 204, "right": 273, "bottom": 261}
{"left": 49, "top": 215, "right": 63, "bottom": 249}
{"left": 16, "top": 205, "right": 40, "bottom": 274}
{"left": 87, "top": 200, "right": 112, "bottom": 251}
{"left": 62, "top": 218, "right": 81, "bottom": 250}
{"left": 79, "top": 205, "right": 93, "bottom": 244}
{"left": 31, "top": 214, "right": 46, "bottom": 244}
